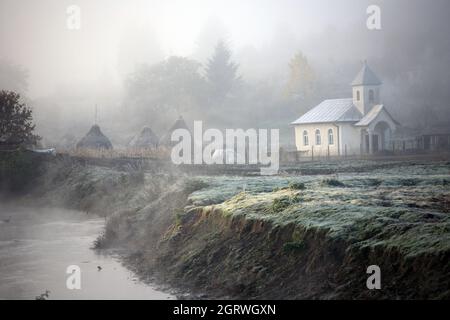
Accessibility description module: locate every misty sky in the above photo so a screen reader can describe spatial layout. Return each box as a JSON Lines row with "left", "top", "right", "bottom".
{"left": 1, "top": 0, "right": 450, "bottom": 145}
{"left": 0, "top": 0, "right": 373, "bottom": 97}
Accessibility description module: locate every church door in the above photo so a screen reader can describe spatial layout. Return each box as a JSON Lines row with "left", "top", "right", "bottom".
{"left": 365, "top": 135, "right": 370, "bottom": 153}
{"left": 372, "top": 134, "right": 379, "bottom": 153}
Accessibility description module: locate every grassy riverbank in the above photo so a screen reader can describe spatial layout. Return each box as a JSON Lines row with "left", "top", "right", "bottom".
{"left": 147, "top": 161, "right": 450, "bottom": 299}
{"left": 11, "top": 157, "right": 450, "bottom": 299}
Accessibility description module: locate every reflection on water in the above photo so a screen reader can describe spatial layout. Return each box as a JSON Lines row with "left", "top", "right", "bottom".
{"left": 0, "top": 205, "right": 174, "bottom": 300}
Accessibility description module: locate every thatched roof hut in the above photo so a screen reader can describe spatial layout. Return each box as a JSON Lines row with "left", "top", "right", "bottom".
{"left": 128, "top": 126, "right": 159, "bottom": 148}
{"left": 76, "top": 124, "right": 113, "bottom": 150}
{"left": 159, "top": 116, "right": 190, "bottom": 147}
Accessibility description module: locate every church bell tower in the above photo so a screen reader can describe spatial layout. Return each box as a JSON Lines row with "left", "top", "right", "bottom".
{"left": 352, "top": 61, "right": 382, "bottom": 115}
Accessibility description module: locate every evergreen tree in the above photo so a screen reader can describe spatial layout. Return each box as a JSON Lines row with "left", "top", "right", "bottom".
{"left": 205, "top": 40, "right": 240, "bottom": 101}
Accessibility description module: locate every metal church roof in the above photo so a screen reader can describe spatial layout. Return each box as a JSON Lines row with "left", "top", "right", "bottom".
{"left": 355, "top": 104, "right": 384, "bottom": 126}
{"left": 355, "top": 104, "right": 400, "bottom": 127}
{"left": 291, "top": 98, "right": 363, "bottom": 125}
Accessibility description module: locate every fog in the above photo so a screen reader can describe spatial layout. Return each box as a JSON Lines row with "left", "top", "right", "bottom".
{"left": 1, "top": 0, "right": 449, "bottom": 147}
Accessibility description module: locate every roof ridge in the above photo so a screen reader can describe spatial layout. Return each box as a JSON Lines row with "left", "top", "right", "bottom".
{"left": 324, "top": 98, "right": 352, "bottom": 101}
{"left": 291, "top": 98, "right": 362, "bottom": 125}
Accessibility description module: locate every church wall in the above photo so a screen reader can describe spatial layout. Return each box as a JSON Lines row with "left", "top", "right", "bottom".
{"left": 294, "top": 124, "right": 340, "bottom": 157}
{"left": 339, "top": 123, "right": 362, "bottom": 155}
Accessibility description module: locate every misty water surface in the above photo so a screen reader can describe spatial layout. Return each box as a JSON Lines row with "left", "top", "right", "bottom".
{"left": 0, "top": 205, "right": 174, "bottom": 300}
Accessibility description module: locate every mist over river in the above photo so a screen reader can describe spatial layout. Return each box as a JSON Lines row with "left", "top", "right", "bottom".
{"left": 0, "top": 205, "right": 174, "bottom": 300}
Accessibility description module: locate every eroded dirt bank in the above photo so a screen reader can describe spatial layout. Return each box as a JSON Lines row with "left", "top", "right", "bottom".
{"left": 13, "top": 157, "right": 450, "bottom": 299}
{"left": 151, "top": 206, "right": 449, "bottom": 299}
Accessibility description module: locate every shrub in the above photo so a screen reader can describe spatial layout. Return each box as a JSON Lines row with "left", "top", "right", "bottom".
{"left": 92, "top": 232, "right": 107, "bottom": 249}
{"left": 288, "top": 181, "right": 306, "bottom": 190}
{"left": 0, "top": 150, "right": 46, "bottom": 193}
{"left": 271, "top": 195, "right": 301, "bottom": 213}
{"left": 183, "top": 178, "right": 208, "bottom": 194}
{"left": 272, "top": 197, "right": 291, "bottom": 212}
{"left": 322, "top": 178, "right": 345, "bottom": 187}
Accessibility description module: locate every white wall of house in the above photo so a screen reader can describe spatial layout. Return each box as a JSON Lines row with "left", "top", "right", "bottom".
{"left": 294, "top": 123, "right": 365, "bottom": 157}
{"left": 294, "top": 124, "right": 339, "bottom": 157}
{"left": 338, "top": 123, "right": 362, "bottom": 155}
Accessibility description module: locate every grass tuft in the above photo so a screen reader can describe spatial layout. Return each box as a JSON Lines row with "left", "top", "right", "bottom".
{"left": 288, "top": 182, "right": 306, "bottom": 190}
{"left": 322, "top": 178, "right": 345, "bottom": 187}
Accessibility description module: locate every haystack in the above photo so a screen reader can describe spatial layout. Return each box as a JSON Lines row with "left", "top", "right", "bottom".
{"left": 128, "top": 126, "right": 159, "bottom": 148}
{"left": 159, "top": 116, "right": 190, "bottom": 147}
{"left": 76, "top": 124, "right": 113, "bottom": 150}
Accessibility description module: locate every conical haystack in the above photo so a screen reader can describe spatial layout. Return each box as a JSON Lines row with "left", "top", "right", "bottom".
{"left": 76, "top": 124, "right": 113, "bottom": 150}
{"left": 128, "top": 126, "right": 159, "bottom": 149}
{"left": 159, "top": 116, "right": 190, "bottom": 147}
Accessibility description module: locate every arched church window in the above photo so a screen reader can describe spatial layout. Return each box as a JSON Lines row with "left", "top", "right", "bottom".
{"left": 303, "top": 130, "right": 309, "bottom": 146}
{"left": 315, "top": 129, "right": 321, "bottom": 145}
{"left": 369, "top": 89, "right": 375, "bottom": 102}
{"left": 328, "top": 129, "right": 334, "bottom": 145}
{"left": 356, "top": 90, "right": 360, "bottom": 101}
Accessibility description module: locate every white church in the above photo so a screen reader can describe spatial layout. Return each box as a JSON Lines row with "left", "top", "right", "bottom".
{"left": 291, "top": 61, "right": 399, "bottom": 157}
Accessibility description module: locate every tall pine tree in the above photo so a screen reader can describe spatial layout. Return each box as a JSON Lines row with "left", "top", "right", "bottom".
{"left": 205, "top": 40, "right": 240, "bottom": 101}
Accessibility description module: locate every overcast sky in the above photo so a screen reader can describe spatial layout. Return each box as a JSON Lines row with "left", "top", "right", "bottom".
{"left": 0, "top": 0, "right": 374, "bottom": 97}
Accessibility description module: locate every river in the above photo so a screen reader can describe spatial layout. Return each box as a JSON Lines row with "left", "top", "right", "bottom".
{"left": 0, "top": 205, "right": 174, "bottom": 300}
